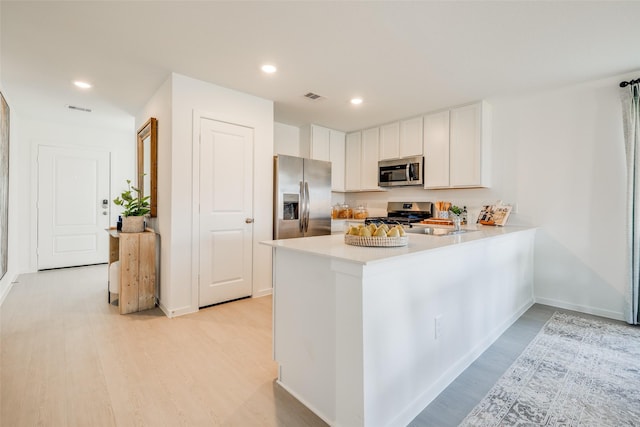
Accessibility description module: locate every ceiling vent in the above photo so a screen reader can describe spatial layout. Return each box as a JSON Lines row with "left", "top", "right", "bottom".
{"left": 66, "top": 104, "right": 92, "bottom": 113}
{"left": 303, "top": 92, "right": 324, "bottom": 101}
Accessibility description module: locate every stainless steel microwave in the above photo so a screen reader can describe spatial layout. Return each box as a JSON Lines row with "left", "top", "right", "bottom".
{"left": 378, "top": 156, "right": 424, "bottom": 187}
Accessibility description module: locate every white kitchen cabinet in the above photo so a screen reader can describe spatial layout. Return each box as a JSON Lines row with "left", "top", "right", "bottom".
{"left": 344, "top": 129, "right": 380, "bottom": 192}
{"left": 449, "top": 102, "right": 491, "bottom": 187}
{"left": 379, "top": 122, "right": 400, "bottom": 160}
{"left": 330, "top": 130, "right": 345, "bottom": 191}
{"left": 379, "top": 118, "right": 423, "bottom": 160}
{"left": 423, "top": 101, "right": 491, "bottom": 189}
{"left": 423, "top": 110, "right": 451, "bottom": 188}
{"left": 301, "top": 124, "right": 347, "bottom": 191}
{"left": 345, "top": 132, "right": 361, "bottom": 191}
{"left": 400, "top": 116, "right": 423, "bottom": 157}
{"left": 361, "top": 127, "right": 380, "bottom": 190}
{"left": 311, "top": 125, "right": 331, "bottom": 161}
{"left": 300, "top": 124, "right": 330, "bottom": 161}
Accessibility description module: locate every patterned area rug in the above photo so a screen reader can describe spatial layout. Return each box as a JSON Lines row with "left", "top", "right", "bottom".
{"left": 460, "top": 312, "right": 640, "bottom": 426}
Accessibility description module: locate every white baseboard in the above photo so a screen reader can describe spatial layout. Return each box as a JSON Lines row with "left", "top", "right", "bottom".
{"left": 158, "top": 302, "right": 197, "bottom": 318}
{"left": 276, "top": 379, "right": 335, "bottom": 427}
{"left": 534, "top": 297, "right": 625, "bottom": 321}
{"left": 0, "top": 273, "right": 18, "bottom": 307}
{"left": 252, "top": 288, "right": 273, "bottom": 298}
{"left": 390, "top": 298, "right": 535, "bottom": 427}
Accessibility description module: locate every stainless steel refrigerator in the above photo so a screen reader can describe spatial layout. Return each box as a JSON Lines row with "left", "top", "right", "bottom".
{"left": 273, "top": 155, "right": 331, "bottom": 239}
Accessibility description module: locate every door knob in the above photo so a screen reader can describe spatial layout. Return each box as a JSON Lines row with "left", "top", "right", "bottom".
{"left": 245, "top": 218, "right": 254, "bottom": 224}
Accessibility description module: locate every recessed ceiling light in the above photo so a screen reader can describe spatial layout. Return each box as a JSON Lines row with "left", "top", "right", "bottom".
{"left": 350, "top": 98, "right": 363, "bottom": 105}
{"left": 73, "top": 81, "right": 92, "bottom": 89}
{"left": 261, "top": 64, "right": 277, "bottom": 74}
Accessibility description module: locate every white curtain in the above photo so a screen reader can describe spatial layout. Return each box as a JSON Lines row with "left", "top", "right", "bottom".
{"left": 622, "top": 81, "right": 640, "bottom": 325}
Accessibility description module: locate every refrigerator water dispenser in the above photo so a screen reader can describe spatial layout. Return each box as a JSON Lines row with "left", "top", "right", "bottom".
{"left": 283, "top": 194, "right": 299, "bottom": 220}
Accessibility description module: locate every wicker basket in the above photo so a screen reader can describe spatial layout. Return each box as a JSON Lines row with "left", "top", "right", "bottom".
{"left": 344, "top": 234, "right": 408, "bottom": 247}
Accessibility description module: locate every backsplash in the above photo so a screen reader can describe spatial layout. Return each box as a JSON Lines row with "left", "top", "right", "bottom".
{"left": 342, "top": 186, "right": 528, "bottom": 226}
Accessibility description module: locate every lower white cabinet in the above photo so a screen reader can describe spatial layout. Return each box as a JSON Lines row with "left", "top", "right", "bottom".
{"left": 423, "top": 101, "right": 491, "bottom": 189}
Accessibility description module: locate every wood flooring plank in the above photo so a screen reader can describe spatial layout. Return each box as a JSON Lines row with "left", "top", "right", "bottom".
{"left": 2, "top": 265, "right": 326, "bottom": 426}
{"left": 9, "top": 265, "right": 605, "bottom": 427}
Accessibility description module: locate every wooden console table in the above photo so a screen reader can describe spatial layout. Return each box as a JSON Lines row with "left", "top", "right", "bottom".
{"left": 107, "top": 228, "right": 157, "bottom": 314}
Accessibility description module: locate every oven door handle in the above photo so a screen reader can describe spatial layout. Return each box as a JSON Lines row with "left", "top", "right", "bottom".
{"left": 405, "top": 164, "right": 411, "bottom": 182}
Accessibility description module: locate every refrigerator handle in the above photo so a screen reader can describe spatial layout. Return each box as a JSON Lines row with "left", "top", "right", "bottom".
{"left": 304, "top": 181, "right": 310, "bottom": 232}
{"left": 299, "top": 181, "right": 305, "bottom": 233}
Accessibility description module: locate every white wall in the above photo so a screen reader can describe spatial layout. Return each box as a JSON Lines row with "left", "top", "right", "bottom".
{"left": 23, "top": 119, "right": 135, "bottom": 270}
{"left": 144, "top": 73, "right": 273, "bottom": 317}
{"left": 494, "top": 75, "right": 628, "bottom": 320}
{"left": 346, "top": 72, "right": 635, "bottom": 320}
{"left": 0, "top": 94, "right": 27, "bottom": 304}
{"left": 0, "top": 98, "right": 134, "bottom": 303}
{"left": 274, "top": 122, "right": 300, "bottom": 156}
{"left": 135, "top": 76, "right": 172, "bottom": 308}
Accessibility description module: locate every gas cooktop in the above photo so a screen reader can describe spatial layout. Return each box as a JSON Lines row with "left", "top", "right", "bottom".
{"left": 365, "top": 201, "right": 433, "bottom": 227}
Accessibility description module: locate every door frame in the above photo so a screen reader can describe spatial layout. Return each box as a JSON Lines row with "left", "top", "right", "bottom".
{"left": 190, "top": 110, "right": 257, "bottom": 311}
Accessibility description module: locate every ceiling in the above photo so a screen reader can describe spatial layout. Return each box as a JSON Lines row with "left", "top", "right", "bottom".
{"left": 2, "top": 1, "right": 640, "bottom": 133}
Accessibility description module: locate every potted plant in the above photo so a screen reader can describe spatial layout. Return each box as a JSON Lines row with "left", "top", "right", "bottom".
{"left": 113, "top": 179, "right": 150, "bottom": 232}
{"left": 449, "top": 205, "right": 464, "bottom": 232}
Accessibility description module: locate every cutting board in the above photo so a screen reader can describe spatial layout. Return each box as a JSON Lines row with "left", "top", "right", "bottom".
{"left": 421, "top": 218, "right": 454, "bottom": 225}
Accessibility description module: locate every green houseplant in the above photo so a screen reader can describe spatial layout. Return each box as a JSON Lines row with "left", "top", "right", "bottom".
{"left": 113, "top": 179, "right": 150, "bottom": 232}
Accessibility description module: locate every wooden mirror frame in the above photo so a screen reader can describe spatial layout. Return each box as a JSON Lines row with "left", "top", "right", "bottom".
{"left": 137, "top": 117, "right": 158, "bottom": 217}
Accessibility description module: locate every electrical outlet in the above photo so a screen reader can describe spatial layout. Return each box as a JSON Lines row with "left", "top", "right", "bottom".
{"left": 434, "top": 315, "right": 443, "bottom": 339}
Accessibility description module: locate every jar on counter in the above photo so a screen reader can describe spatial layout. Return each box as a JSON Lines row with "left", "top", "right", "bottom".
{"left": 337, "top": 203, "right": 352, "bottom": 219}
{"left": 331, "top": 204, "right": 341, "bottom": 219}
{"left": 353, "top": 204, "right": 369, "bottom": 219}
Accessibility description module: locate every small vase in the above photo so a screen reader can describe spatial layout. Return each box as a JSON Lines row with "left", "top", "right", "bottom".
{"left": 121, "top": 216, "right": 145, "bottom": 233}
{"left": 450, "top": 214, "right": 462, "bottom": 232}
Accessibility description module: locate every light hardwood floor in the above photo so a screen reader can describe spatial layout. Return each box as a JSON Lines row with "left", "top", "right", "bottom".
{"left": 1, "top": 265, "right": 617, "bottom": 427}
{"left": 1, "top": 265, "right": 326, "bottom": 427}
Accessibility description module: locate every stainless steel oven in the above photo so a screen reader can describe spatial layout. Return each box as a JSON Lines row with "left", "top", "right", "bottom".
{"left": 378, "top": 156, "right": 423, "bottom": 187}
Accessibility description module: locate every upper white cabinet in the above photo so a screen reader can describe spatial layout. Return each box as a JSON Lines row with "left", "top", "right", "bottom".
{"left": 423, "top": 110, "right": 451, "bottom": 188}
{"left": 361, "top": 127, "right": 380, "bottom": 190}
{"left": 400, "top": 117, "right": 423, "bottom": 158}
{"left": 345, "top": 132, "right": 362, "bottom": 191}
{"left": 301, "top": 124, "right": 346, "bottom": 191}
{"left": 379, "top": 122, "right": 400, "bottom": 160}
{"left": 450, "top": 102, "right": 491, "bottom": 188}
{"left": 330, "top": 129, "right": 346, "bottom": 192}
{"left": 301, "top": 124, "right": 330, "bottom": 161}
{"left": 344, "top": 129, "right": 380, "bottom": 192}
{"left": 379, "top": 118, "right": 423, "bottom": 160}
{"left": 423, "top": 101, "right": 491, "bottom": 189}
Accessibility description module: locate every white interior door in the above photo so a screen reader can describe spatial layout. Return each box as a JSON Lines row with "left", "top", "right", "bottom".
{"left": 198, "top": 118, "right": 253, "bottom": 307}
{"left": 37, "top": 145, "right": 110, "bottom": 270}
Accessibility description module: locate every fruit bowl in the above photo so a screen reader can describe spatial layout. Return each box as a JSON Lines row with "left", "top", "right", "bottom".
{"left": 344, "top": 234, "right": 408, "bottom": 247}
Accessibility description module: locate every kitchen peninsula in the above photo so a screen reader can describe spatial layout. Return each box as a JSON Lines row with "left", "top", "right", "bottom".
{"left": 263, "top": 225, "right": 536, "bottom": 427}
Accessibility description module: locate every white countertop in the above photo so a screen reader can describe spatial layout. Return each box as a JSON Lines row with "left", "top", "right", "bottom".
{"left": 262, "top": 225, "right": 536, "bottom": 265}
